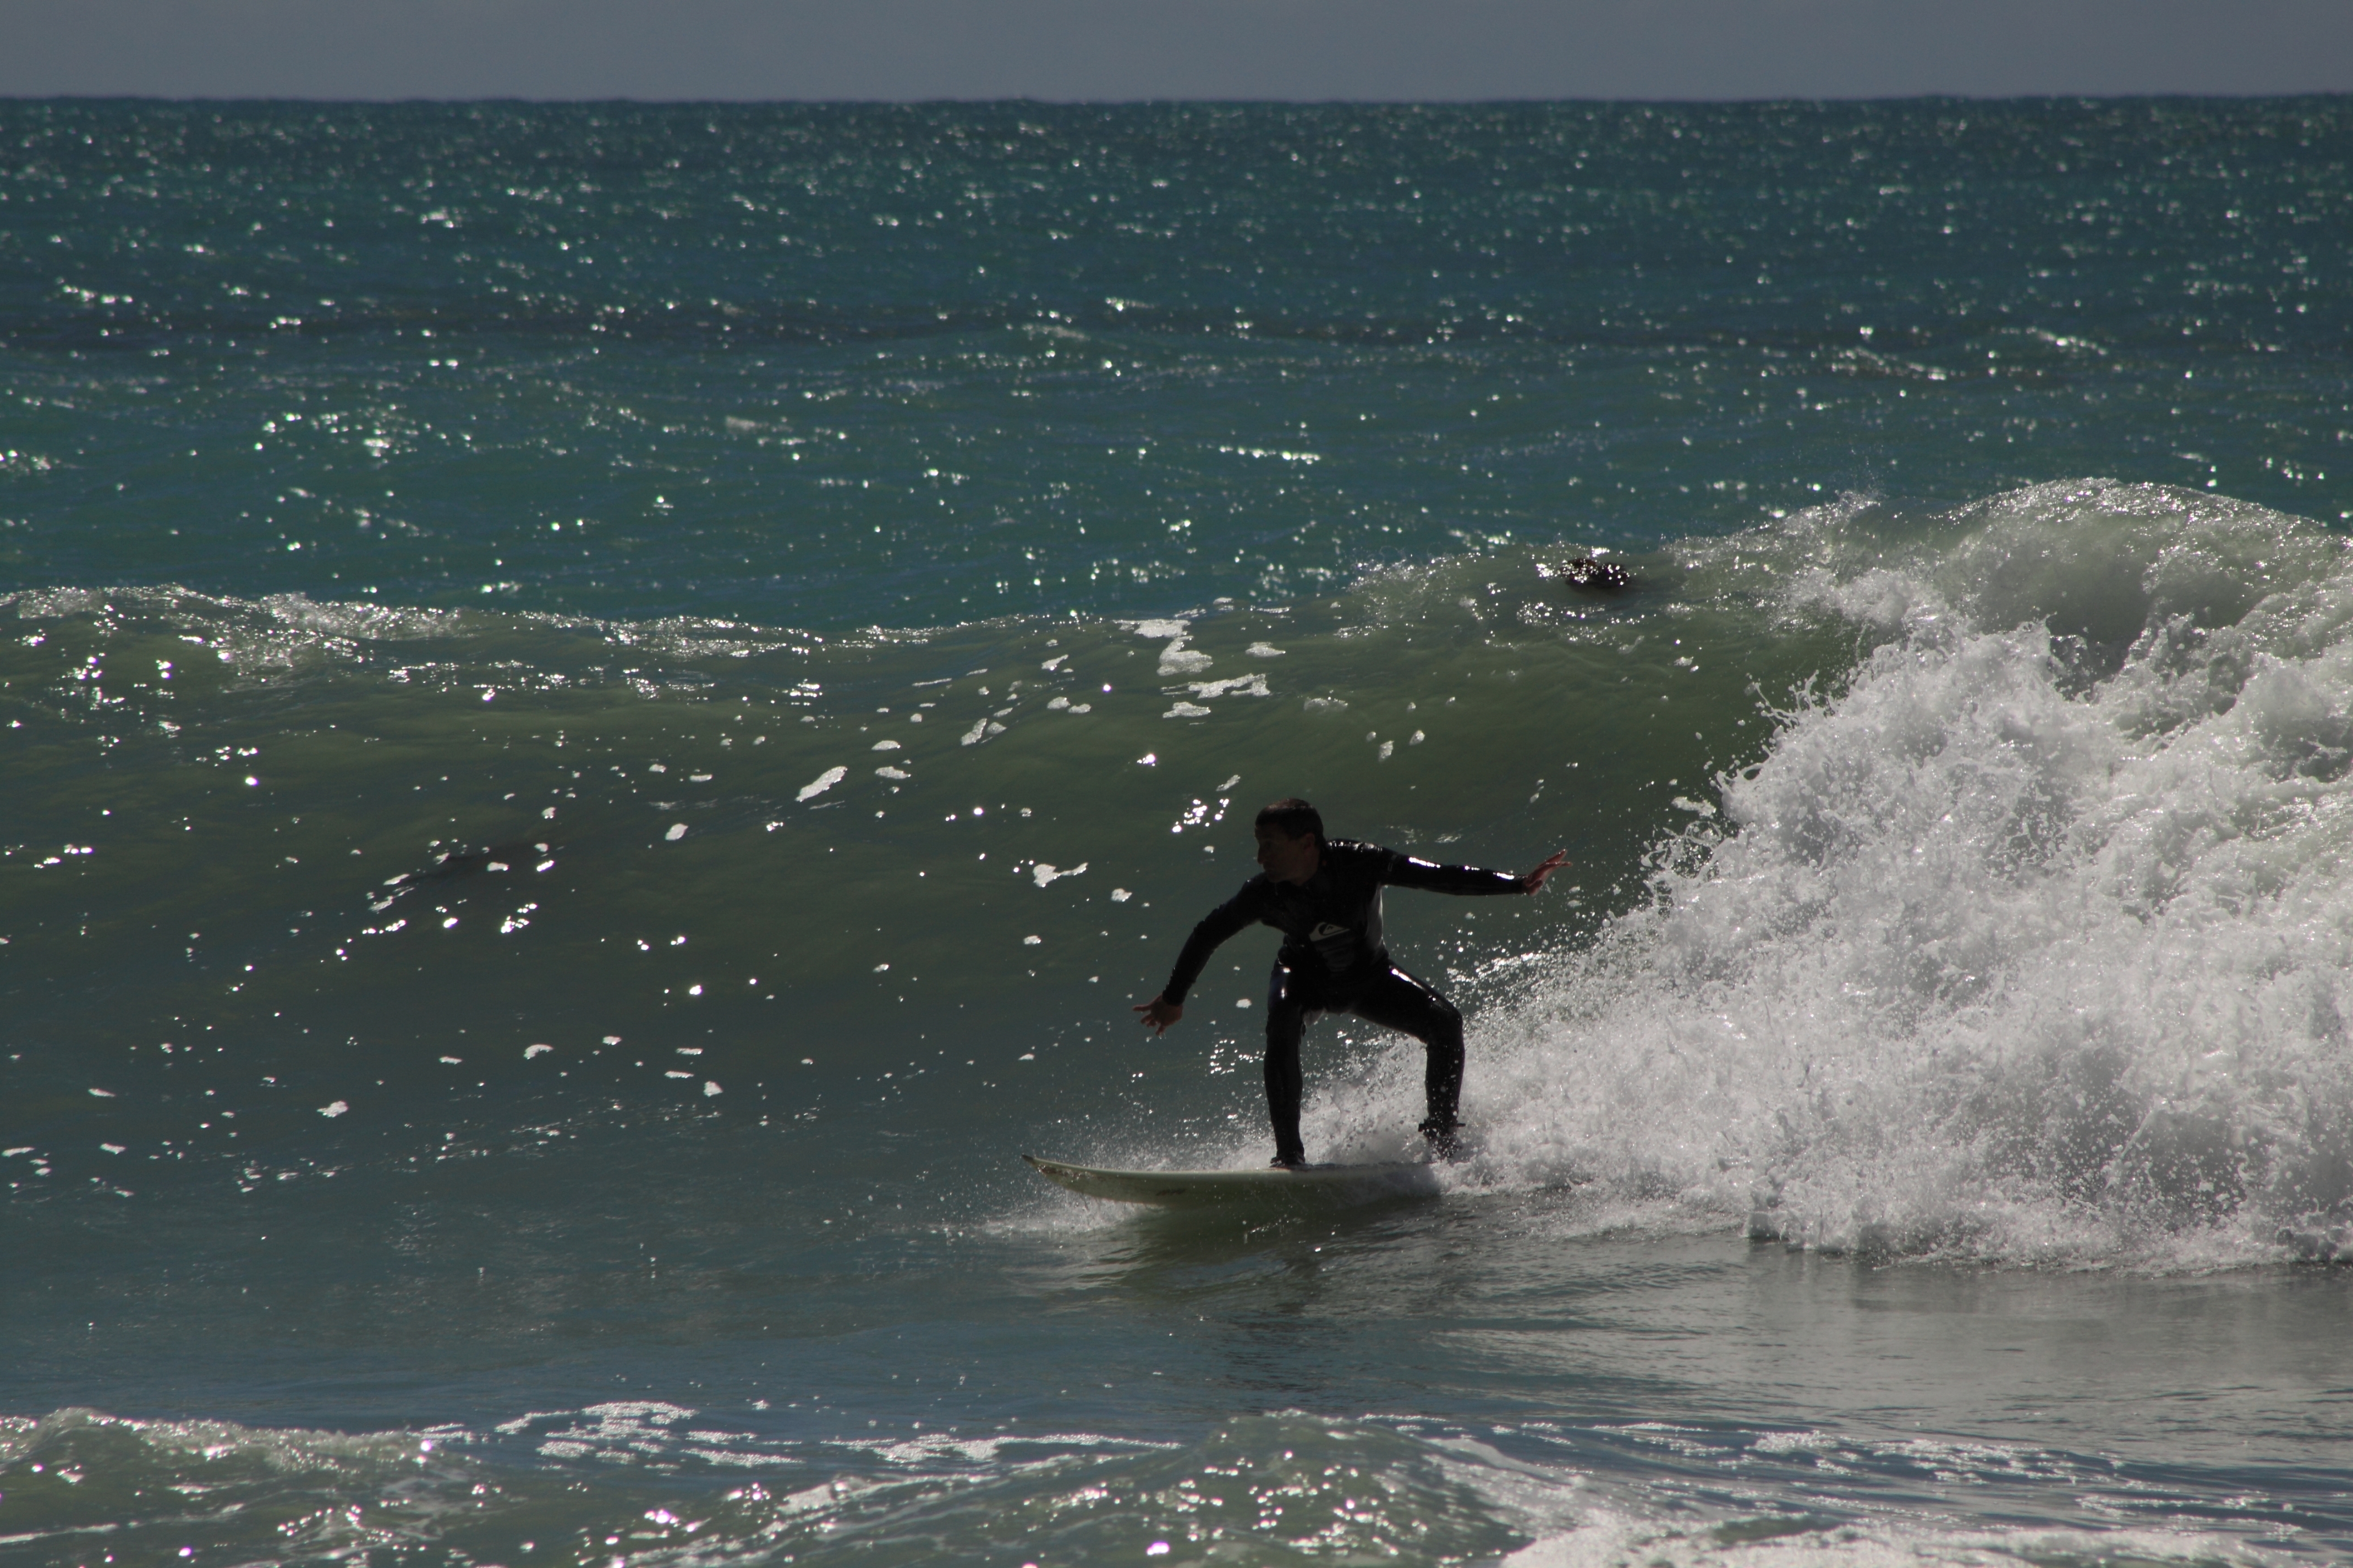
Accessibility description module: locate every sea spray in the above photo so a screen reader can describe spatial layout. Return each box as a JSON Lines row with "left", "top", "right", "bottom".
{"left": 1391, "top": 482, "right": 2353, "bottom": 1266}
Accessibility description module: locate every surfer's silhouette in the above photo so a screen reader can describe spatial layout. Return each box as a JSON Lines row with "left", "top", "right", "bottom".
{"left": 1135, "top": 799, "right": 1567, "bottom": 1167}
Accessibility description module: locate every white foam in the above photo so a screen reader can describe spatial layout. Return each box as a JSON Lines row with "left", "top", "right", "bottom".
{"left": 1123, "top": 618, "right": 1191, "bottom": 641}
{"left": 1504, "top": 1516, "right": 2283, "bottom": 1567}
{"left": 796, "top": 766, "right": 848, "bottom": 802}
{"left": 1158, "top": 643, "right": 1213, "bottom": 676}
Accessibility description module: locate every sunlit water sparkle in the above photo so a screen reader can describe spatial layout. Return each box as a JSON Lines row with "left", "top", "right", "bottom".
{"left": 7, "top": 101, "right": 2353, "bottom": 1567}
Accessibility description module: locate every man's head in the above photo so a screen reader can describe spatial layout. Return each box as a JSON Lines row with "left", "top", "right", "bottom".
{"left": 1254, "top": 797, "right": 1323, "bottom": 884}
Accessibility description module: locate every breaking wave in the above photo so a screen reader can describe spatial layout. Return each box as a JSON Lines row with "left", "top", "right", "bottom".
{"left": 1325, "top": 481, "right": 2353, "bottom": 1268}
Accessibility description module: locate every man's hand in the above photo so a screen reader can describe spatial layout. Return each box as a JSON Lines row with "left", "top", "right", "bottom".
{"left": 1134, "top": 994, "right": 1183, "bottom": 1034}
{"left": 1520, "top": 850, "right": 1570, "bottom": 894}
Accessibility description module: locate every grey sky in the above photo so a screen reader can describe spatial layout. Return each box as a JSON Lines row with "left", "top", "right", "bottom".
{"left": 4, "top": 0, "right": 2351, "bottom": 101}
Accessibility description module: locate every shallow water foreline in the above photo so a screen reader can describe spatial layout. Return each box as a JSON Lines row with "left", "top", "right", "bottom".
{"left": 7, "top": 1222, "right": 2350, "bottom": 1564}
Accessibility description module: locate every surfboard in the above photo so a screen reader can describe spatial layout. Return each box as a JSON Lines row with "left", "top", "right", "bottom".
{"left": 1023, "top": 1153, "right": 1440, "bottom": 1209}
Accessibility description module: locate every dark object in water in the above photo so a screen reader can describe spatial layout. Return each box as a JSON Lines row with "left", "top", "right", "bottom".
{"left": 384, "top": 840, "right": 554, "bottom": 887}
{"left": 1542, "top": 557, "right": 1631, "bottom": 591}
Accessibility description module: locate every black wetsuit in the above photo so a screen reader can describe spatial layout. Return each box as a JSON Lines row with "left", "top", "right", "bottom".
{"left": 1160, "top": 838, "right": 1525, "bottom": 1164}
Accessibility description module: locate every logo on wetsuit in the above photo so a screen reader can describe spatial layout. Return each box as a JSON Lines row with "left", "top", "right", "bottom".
{"left": 1306, "top": 920, "right": 1365, "bottom": 972}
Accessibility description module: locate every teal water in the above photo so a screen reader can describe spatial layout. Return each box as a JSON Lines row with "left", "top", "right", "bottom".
{"left": 6, "top": 101, "right": 2353, "bottom": 1566}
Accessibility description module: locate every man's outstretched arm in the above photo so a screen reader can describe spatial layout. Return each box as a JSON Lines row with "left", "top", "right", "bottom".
{"left": 1384, "top": 848, "right": 1571, "bottom": 897}
{"left": 1134, "top": 887, "right": 1264, "bottom": 1035}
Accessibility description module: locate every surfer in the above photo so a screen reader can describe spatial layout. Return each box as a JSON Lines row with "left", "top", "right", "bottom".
{"left": 1135, "top": 799, "right": 1567, "bottom": 1167}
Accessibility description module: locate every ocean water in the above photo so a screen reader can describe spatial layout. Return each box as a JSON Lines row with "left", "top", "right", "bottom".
{"left": 6, "top": 98, "right": 2353, "bottom": 1566}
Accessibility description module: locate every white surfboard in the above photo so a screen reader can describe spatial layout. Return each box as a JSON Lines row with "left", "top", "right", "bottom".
{"left": 1023, "top": 1152, "right": 1440, "bottom": 1209}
